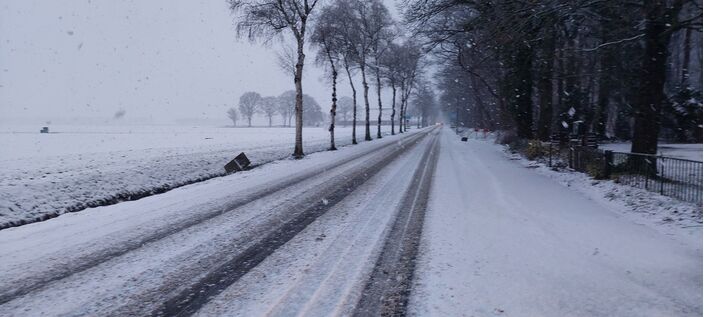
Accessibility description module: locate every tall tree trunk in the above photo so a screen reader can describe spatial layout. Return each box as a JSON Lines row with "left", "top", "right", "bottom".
{"left": 594, "top": 46, "right": 614, "bottom": 139}
{"left": 375, "top": 68, "right": 383, "bottom": 139}
{"left": 631, "top": 2, "right": 671, "bottom": 155}
{"left": 398, "top": 82, "right": 405, "bottom": 133}
{"left": 555, "top": 48, "right": 564, "bottom": 134}
{"left": 469, "top": 77, "right": 494, "bottom": 130}
{"left": 512, "top": 45, "right": 534, "bottom": 139}
{"left": 390, "top": 82, "right": 396, "bottom": 135}
{"left": 681, "top": 28, "right": 692, "bottom": 87}
{"left": 328, "top": 53, "right": 338, "bottom": 151}
{"left": 293, "top": 39, "right": 306, "bottom": 158}
{"left": 248, "top": 116, "right": 252, "bottom": 127}
{"left": 537, "top": 31, "right": 555, "bottom": 141}
{"left": 561, "top": 38, "right": 581, "bottom": 137}
{"left": 344, "top": 61, "right": 358, "bottom": 144}
{"left": 361, "top": 63, "right": 372, "bottom": 141}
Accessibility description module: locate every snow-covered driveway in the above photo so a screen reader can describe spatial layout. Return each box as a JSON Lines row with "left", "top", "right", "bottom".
{"left": 411, "top": 128, "right": 702, "bottom": 316}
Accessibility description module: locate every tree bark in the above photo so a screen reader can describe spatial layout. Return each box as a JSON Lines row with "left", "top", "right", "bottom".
{"left": 361, "top": 63, "right": 372, "bottom": 141}
{"left": 293, "top": 39, "right": 306, "bottom": 158}
{"left": 327, "top": 50, "right": 338, "bottom": 151}
{"left": 512, "top": 45, "right": 534, "bottom": 139}
{"left": 344, "top": 60, "right": 358, "bottom": 144}
{"left": 375, "top": 68, "right": 383, "bottom": 139}
{"left": 594, "top": 45, "right": 614, "bottom": 139}
{"left": 631, "top": 2, "right": 671, "bottom": 155}
{"left": 537, "top": 31, "right": 555, "bottom": 141}
{"left": 399, "top": 82, "right": 405, "bottom": 133}
{"left": 390, "top": 82, "right": 396, "bottom": 135}
{"left": 681, "top": 27, "right": 691, "bottom": 87}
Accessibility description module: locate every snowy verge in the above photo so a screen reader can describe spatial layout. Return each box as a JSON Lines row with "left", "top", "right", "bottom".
{"left": 0, "top": 126, "right": 403, "bottom": 230}
{"left": 492, "top": 138, "right": 703, "bottom": 244}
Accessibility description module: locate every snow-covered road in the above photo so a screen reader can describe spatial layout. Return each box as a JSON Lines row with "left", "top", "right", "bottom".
{"left": 0, "top": 126, "right": 700, "bottom": 317}
{"left": 410, "top": 128, "right": 702, "bottom": 317}
{"left": 0, "top": 127, "right": 438, "bottom": 316}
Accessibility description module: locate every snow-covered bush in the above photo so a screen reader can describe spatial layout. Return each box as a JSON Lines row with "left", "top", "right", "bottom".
{"left": 524, "top": 140, "right": 549, "bottom": 160}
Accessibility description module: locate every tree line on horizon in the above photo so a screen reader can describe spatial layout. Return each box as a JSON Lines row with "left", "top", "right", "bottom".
{"left": 227, "top": 91, "right": 327, "bottom": 128}
{"left": 229, "top": 0, "right": 437, "bottom": 157}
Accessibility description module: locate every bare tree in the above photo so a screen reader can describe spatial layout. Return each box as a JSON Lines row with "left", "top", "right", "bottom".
{"left": 380, "top": 42, "right": 403, "bottom": 135}
{"left": 331, "top": 0, "right": 363, "bottom": 144}
{"left": 302, "top": 94, "right": 325, "bottom": 126}
{"left": 260, "top": 96, "right": 279, "bottom": 127}
{"left": 367, "top": 4, "right": 395, "bottom": 139}
{"left": 229, "top": 0, "right": 321, "bottom": 158}
{"left": 407, "top": 0, "right": 702, "bottom": 150}
{"left": 278, "top": 90, "right": 296, "bottom": 126}
{"left": 227, "top": 107, "right": 239, "bottom": 126}
{"left": 348, "top": 0, "right": 390, "bottom": 141}
{"left": 337, "top": 96, "right": 353, "bottom": 126}
{"left": 312, "top": 3, "right": 345, "bottom": 150}
{"left": 239, "top": 91, "right": 261, "bottom": 127}
{"left": 398, "top": 42, "right": 422, "bottom": 133}
{"left": 411, "top": 78, "right": 437, "bottom": 128}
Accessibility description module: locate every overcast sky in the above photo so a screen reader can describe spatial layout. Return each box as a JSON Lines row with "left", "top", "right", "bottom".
{"left": 0, "top": 0, "right": 401, "bottom": 126}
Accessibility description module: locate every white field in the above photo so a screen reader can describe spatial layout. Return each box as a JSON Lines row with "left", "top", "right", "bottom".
{"left": 0, "top": 124, "right": 396, "bottom": 228}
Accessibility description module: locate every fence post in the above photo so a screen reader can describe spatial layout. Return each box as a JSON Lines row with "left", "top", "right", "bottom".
{"left": 603, "top": 150, "right": 613, "bottom": 179}
{"left": 569, "top": 147, "right": 574, "bottom": 169}
{"left": 659, "top": 157, "right": 665, "bottom": 195}
{"left": 644, "top": 157, "right": 649, "bottom": 190}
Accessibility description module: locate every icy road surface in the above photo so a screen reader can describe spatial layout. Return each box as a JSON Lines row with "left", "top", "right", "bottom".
{"left": 409, "top": 128, "right": 702, "bottom": 317}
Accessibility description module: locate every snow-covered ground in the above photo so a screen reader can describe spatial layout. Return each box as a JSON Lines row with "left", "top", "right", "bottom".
{"left": 0, "top": 124, "right": 394, "bottom": 229}
{"left": 600, "top": 142, "right": 702, "bottom": 162}
{"left": 0, "top": 128, "right": 430, "bottom": 316}
{"left": 410, "top": 128, "right": 702, "bottom": 316}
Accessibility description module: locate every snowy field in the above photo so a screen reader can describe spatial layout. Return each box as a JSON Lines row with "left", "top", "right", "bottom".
{"left": 0, "top": 124, "right": 395, "bottom": 229}
{"left": 600, "top": 142, "right": 702, "bottom": 162}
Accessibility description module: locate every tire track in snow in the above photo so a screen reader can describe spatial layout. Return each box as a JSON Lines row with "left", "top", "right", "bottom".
{"left": 353, "top": 129, "right": 440, "bottom": 316}
{"left": 0, "top": 131, "right": 430, "bottom": 307}
{"left": 151, "top": 129, "right": 436, "bottom": 316}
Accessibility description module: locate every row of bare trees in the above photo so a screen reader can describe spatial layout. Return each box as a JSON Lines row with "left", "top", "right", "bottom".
{"left": 406, "top": 0, "right": 702, "bottom": 154}
{"left": 229, "top": 0, "right": 427, "bottom": 157}
{"left": 227, "top": 91, "right": 323, "bottom": 127}
{"left": 311, "top": 0, "right": 427, "bottom": 150}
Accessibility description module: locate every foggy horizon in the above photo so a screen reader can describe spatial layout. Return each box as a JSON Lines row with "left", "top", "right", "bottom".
{"left": 0, "top": 0, "right": 400, "bottom": 127}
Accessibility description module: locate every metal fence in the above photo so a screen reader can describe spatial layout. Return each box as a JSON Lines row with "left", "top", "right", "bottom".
{"left": 562, "top": 145, "right": 703, "bottom": 204}
{"left": 608, "top": 151, "right": 702, "bottom": 204}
